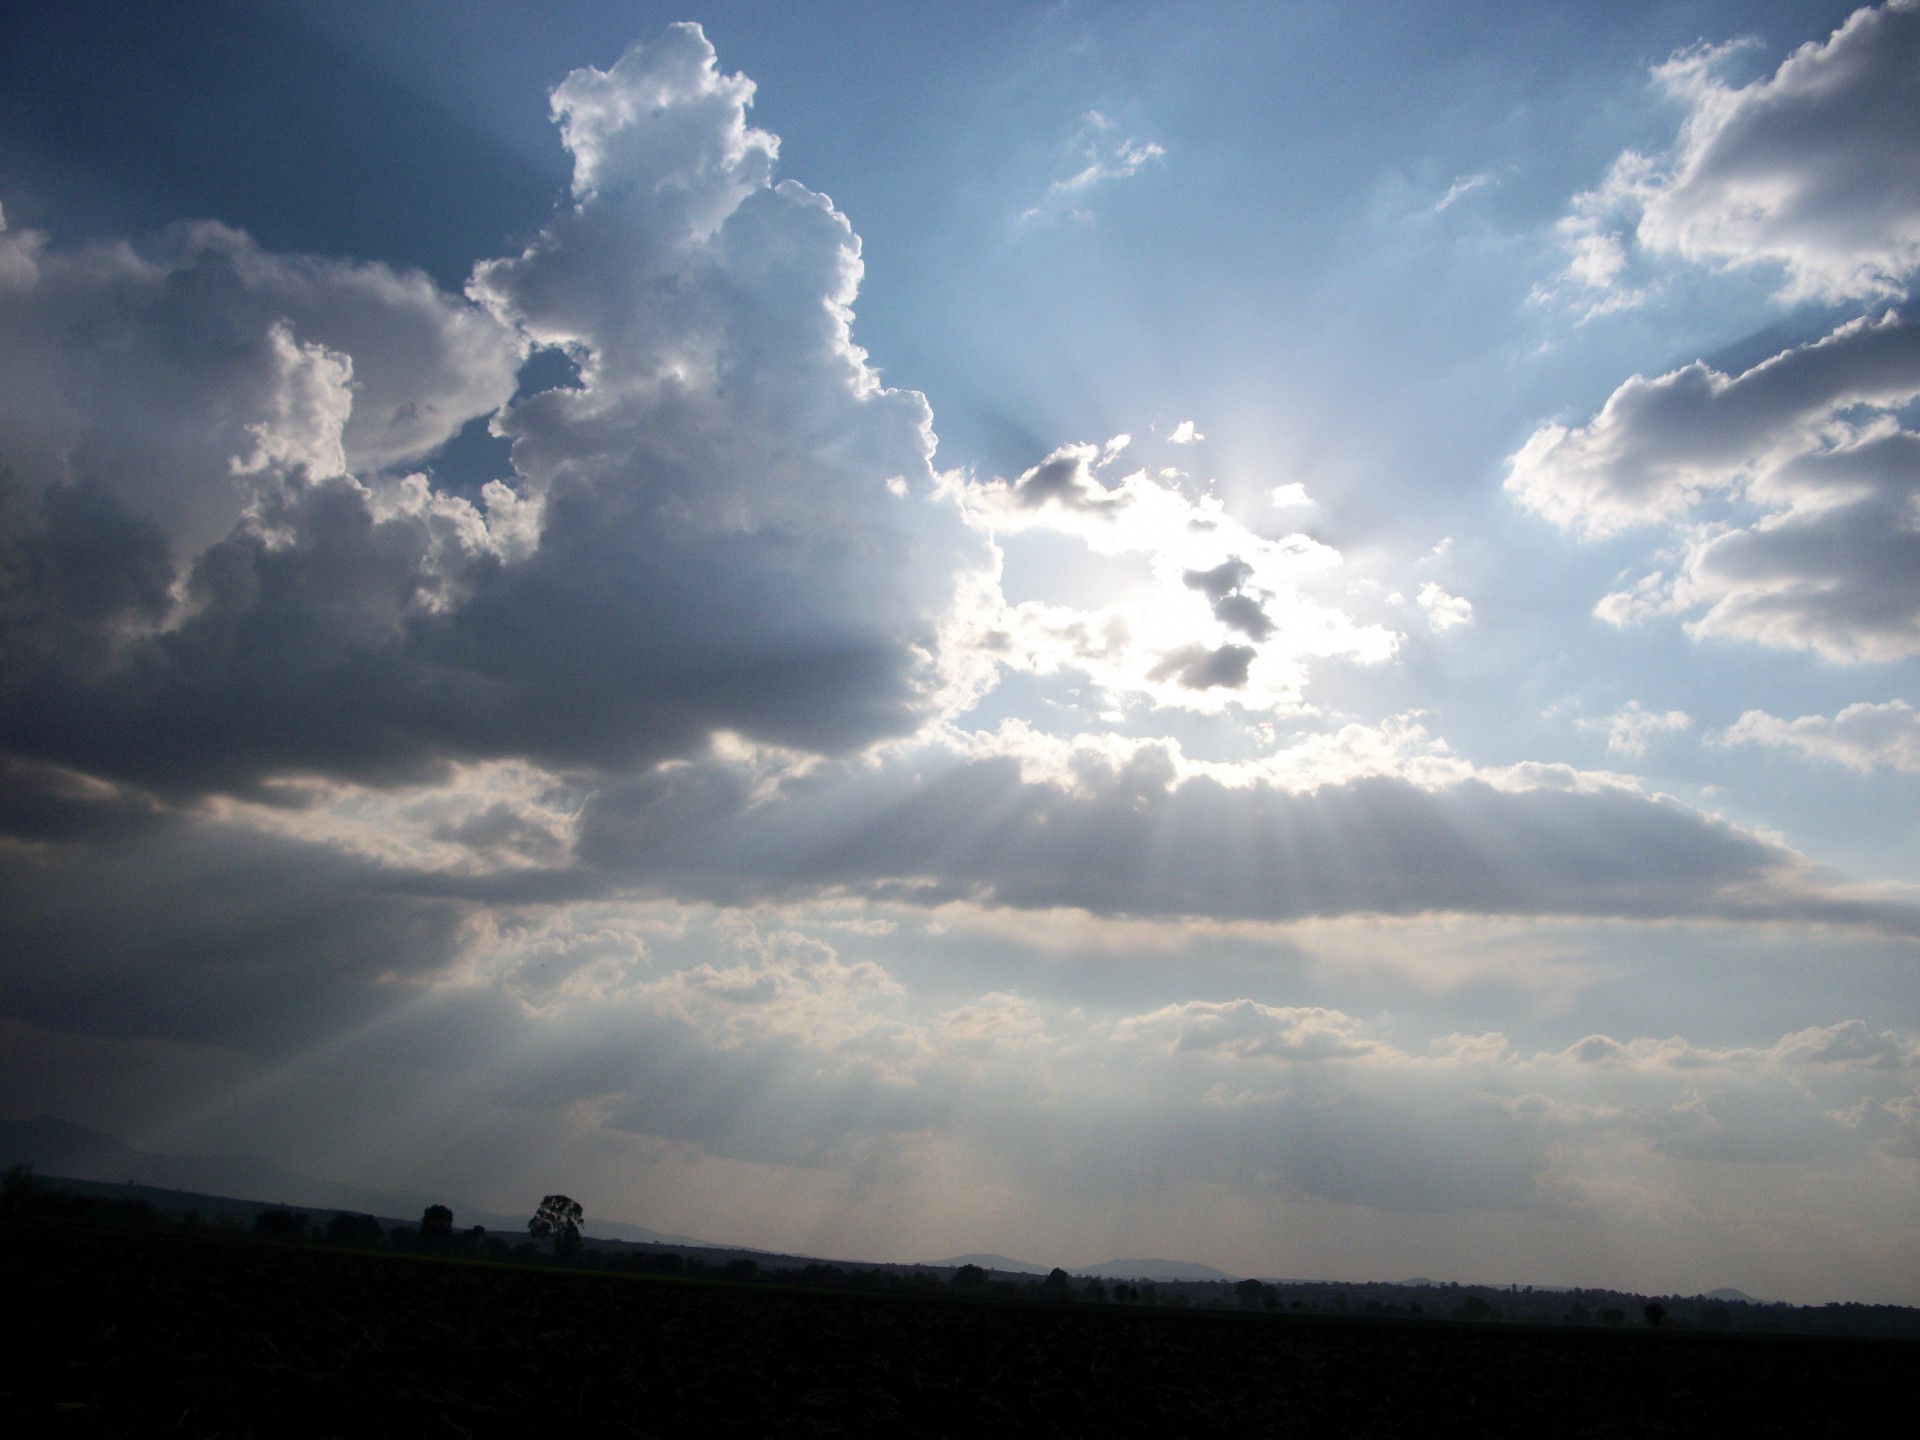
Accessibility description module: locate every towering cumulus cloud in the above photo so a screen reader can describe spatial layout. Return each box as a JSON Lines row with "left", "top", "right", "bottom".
{"left": 0, "top": 24, "right": 980, "bottom": 811}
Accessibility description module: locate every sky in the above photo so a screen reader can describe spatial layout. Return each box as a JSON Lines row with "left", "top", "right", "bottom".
{"left": 1, "top": 0, "right": 1917, "bottom": 1303}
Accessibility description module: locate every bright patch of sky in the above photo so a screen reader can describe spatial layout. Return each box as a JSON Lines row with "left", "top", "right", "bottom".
{"left": 1, "top": 0, "right": 1917, "bottom": 1304}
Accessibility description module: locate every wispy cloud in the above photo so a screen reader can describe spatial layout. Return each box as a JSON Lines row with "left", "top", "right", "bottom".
{"left": 1434, "top": 170, "right": 1494, "bottom": 212}
{"left": 1022, "top": 110, "right": 1164, "bottom": 225}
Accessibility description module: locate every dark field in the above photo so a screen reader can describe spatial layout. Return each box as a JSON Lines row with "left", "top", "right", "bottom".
{"left": 3, "top": 1222, "right": 1909, "bottom": 1437}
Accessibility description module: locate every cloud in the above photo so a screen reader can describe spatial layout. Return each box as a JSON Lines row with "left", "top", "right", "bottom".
{"left": 1668, "top": 427, "right": 1920, "bottom": 660}
{"left": 995, "top": 442, "right": 1120, "bottom": 512}
{"left": 1561, "top": 3, "right": 1920, "bottom": 303}
{"left": 1416, "top": 581, "right": 1472, "bottom": 633}
{"left": 10, "top": 776, "right": 1913, "bottom": 1211}
{"left": 1508, "top": 311, "right": 1920, "bottom": 536}
{"left": 1581, "top": 702, "right": 1692, "bottom": 759}
{"left": 1117, "top": 1000, "right": 1382, "bottom": 1062}
{"left": 1184, "top": 559, "right": 1276, "bottom": 641}
{"left": 1510, "top": 312, "right": 1920, "bottom": 661}
{"left": 1521, "top": 8, "right": 1920, "bottom": 665}
{"left": 572, "top": 736, "right": 1912, "bottom": 934}
{"left": 1435, "top": 172, "right": 1494, "bottom": 213}
{"left": 955, "top": 446, "right": 1395, "bottom": 716}
{"left": 0, "top": 212, "right": 522, "bottom": 559}
{"left": 1721, "top": 699, "right": 1920, "bottom": 773}
{"left": 1023, "top": 110, "right": 1164, "bottom": 225}
{"left": 0, "top": 814, "right": 477, "bottom": 1053}
{"left": 0, "top": 23, "right": 988, "bottom": 806}
{"left": 1167, "top": 420, "right": 1203, "bottom": 444}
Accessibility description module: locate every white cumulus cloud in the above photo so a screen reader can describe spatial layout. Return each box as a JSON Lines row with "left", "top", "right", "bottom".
{"left": 1417, "top": 581, "right": 1472, "bottom": 633}
{"left": 1721, "top": 699, "right": 1920, "bottom": 773}
{"left": 1580, "top": 702, "right": 1692, "bottom": 759}
{"left": 1561, "top": 2, "right": 1920, "bottom": 304}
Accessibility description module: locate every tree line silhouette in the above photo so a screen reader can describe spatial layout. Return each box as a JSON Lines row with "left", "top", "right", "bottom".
{"left": 7, "top": 1164, "right": 1918, "bottom": 1340}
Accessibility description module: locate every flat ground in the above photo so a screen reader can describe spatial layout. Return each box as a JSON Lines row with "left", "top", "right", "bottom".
{"left": 2, "top": 1222, "right": 1907, "bottom": 1436}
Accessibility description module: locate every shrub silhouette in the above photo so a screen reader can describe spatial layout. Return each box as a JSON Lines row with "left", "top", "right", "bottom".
{"left": 253, "top": 1208, "right": 308, "bottom": 1241}
{"left": 326, "top": 1212, "right": 384, "bottom": 1248}
{"left": 2, "top": 1163, "right": 38, "bottom": 1216}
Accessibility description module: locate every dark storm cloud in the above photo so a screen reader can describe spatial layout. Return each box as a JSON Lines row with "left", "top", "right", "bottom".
{"left": 0, "top": 755, "right": 166, "bottom": 845}
{"left": 573, "top": 746, "right": 1905, "bottom": 932}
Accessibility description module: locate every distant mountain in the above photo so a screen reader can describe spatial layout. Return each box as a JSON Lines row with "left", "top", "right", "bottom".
{"left": 0, "top": 1115, "right": 707, "bottom": 1245}
{"left": 0, "top": 1115, "right": 391, "bottom": 1211}
{"left": 1704, "top": 1287, "right": 1764, "bottom": 1304}
{"left": 1077, "top": 1258, "right": 1237, "bottom": 1282}
{"left": 932, "top": 1252, "right": 1050, "bottom": 1275}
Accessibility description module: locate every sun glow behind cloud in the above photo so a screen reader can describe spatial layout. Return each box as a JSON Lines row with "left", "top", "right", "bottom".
{"left": 948, "top": 439, "right": 1399, "bottom": 720}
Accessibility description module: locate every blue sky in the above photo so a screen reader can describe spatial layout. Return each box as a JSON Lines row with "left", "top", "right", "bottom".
{"left": 2, "top": 1, "right": 1917, "bottom": 1301}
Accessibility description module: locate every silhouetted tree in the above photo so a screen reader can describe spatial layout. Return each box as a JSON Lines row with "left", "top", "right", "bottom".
{"left": 951, "top": 1263, "right": 989, "bottom": 1290}
{"left": 420, "top": 1204, "right": 455, "bottom": 1243}
{"left": 1235, "top": 1278, "right": 1265, "bottom": 1311}
{"left": 529, "top": 1194, "right": 583, "bottom": 1258}
{"left": 1, "top": 1164, "right": 37, "bottom": 1216}
{"left": 1644, "top": 1301, "right": 1667, "bottom": 1327}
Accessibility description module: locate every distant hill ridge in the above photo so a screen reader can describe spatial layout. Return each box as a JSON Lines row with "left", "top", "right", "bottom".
{"left": 1077, "top": 1259, "right": 1238, "bottom": 1282}
{"left": 932, "top": 1253, "right": 1050, "bottom": 1275}
{"left": 2, "top": 1117, "right": 1775, "bottom": 1302}
{"left": 0, "top": 1115, "right": 703, "bottom": 1245}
